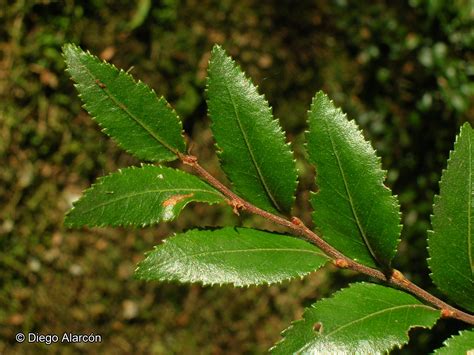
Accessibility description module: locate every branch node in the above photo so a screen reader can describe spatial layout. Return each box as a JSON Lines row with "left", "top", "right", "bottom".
{"left": 179, "top": 153, "right": 198, "bottom": 166}
{"left": 391, "top": 269, "right": 410, "bottom": 286}
{"left": 290, "top": 217, "right": 307, "bottom": 232}
{"left": 226, "top": 199, "right": 244, "bottom": 215}
{"left": 290, "top": 217, "right": 303, "bottom": 226}
{"left": 441, "top": 309, "right": 456, "bottom": 318}
{"left": 334, "top": 258, "right": 350, "bottom": 268}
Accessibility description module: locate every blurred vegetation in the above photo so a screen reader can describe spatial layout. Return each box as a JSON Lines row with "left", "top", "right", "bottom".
{"left": 1, "top": 0, "right": 473, "bottom": 353}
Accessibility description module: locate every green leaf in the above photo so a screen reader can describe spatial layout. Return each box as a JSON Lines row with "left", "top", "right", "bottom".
{"left": 135, "top": 227, "right": 329, "bottom": 286}
{"left": 65, "top": 165, "right": 223, "bottom": 227}
{"left": 206, "top": 45, "right": 298, "bottom": 214}
{"left": 306, "top": 91, "right": 401, "bottom": 268}
{"left": 428, "top": 122, "right": 474, "bottom": 312}
{"left": 434, "top": 329, "right": 474, "bottom": 354}
{"left": 271, "top": 282, "right": 440, "bottom": 354}
{"left": 63, "top": 43, "right": 185, "bottom": 162}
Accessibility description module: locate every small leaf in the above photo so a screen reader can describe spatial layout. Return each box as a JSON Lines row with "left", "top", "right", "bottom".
{"left": 271, "top": 282, "right": 440, "bottom": 354}
{"left": 429, "top": 122, "right": 474, "bottom": 312}
{"left": 63, "top": 44, "right": 185, "bottom": 162}
{"left": 65, "top": 165, "right": 223, "bottom": 227}
{"left": 135, "top": 227, "right": 329, "bottom": 286}
{"left": 306, "top": 91, "right": 401, "bottom": 268}
{"left": 206, "top": 45, "right": 298, "bottom": 214}
{"left": 434, "top": 329, "right": 474, "bottom": 354}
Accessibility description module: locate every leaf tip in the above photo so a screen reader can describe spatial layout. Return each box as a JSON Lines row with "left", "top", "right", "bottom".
{"left": 61, "top": 43, "right": 77, "bottom": 56}
{"left": 211, "top": 43, "right": 224, "bottom": 53}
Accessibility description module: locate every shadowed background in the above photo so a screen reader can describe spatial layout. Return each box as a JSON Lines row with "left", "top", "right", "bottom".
{"left": 1, "top": 0, "right": 473, "bottom": 353}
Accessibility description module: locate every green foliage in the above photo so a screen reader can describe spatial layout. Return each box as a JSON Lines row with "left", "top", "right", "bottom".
{"left": 63, "top": 44, "right": 473, "bottom": 353}
{"left": 307, "top": 92, "right": 401, "bottom": 269}
{"left": 434, "top": 329, "right": 474, "bottom": 354}
{"left": 329, "top": 1, "right": 474, "bottom": 290}
{"left": 5, "top": 2, "right": 474, "bottom": 353}
{"left": 207, "top": 45, "right": 298, "bottom": 214}
{"left": 65, "top": 165, "right": 224, "bottom": 227}
{"left": 428, "top": 122, "right": 474, "bottom": 312}
{"left": 63, "top": 44, "right": 186, "bottom": 162}
{"left": 135, "top": 227, "right": 329, "bottom": 287}
{"left": 271, "top": 283, "right": 440, "bottom": 354}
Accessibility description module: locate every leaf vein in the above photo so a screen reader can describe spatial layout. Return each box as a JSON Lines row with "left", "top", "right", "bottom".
{"left": 157, "top": 248, "right": 327, "bottom": 269}
{"left": 323, "top": 118, "right": 379, "bottom": 265}
{"left": 224, "top": 84, "right": 283, "bottom": 212}
{"left": 468, "top": 131, "right": 473, "bottom": 275}
{"left": 324, "top": 304, "right": 434, "bottom": 338}
{"left": 76, "top": 61, "right": 179, "bottom": 156}
{"left": 74, "top": 188, "right": 221, "bottom": 214}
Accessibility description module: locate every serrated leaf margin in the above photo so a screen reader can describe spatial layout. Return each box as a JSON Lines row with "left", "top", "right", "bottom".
{"left": 134, "top": 227, "right": 329, "bottom": 287}
{"left": 62, "top": 43, "right": 186, "bottom": 162}
{"left": 64, "top": 164, "right": 224, "bottom": 228}
{"left": 306, "top": 91, "right": 402, "bottom": 268}
{"left": 205, "top": 45, "right": 298, "bottom": 214}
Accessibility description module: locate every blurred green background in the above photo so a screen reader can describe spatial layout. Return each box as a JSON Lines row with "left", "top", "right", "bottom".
{"left": 1, "top": 0, "right": 473, "bottom": 353}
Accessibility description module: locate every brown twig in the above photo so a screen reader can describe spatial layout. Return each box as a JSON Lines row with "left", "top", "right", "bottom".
{"left": 179, "top": 153, "right": 474, "bottom": 325}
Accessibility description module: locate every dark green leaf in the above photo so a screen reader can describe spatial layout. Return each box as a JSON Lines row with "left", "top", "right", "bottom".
{"left": 65, "top": 165, "right": 223, "bottom": 227}
{"left": 206, "top": 45, "right": 298, "bottom": 214}
{"left": 429, "top": 122, "right": 474, "bottom": 312}
{"left": 271, "top": 282, "right": 440, "bottom": 354}
{"left": 135, "top": 227, "right": 329, "bottom": 286}
{"left": 306, "top": 91, "right": 401, "bottom": 268}
{"left": 63, "top": 43, "right": 185, "bottom": 162}
{"left": 434, "top": 329, "right": 474, "bottom": 354}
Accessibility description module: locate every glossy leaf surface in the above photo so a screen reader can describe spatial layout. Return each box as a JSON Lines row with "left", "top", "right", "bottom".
{"left": 135, "top": 227, "right": 329, "bottom": 286}
{"left": 434, "top": 329, "right": 474, "bottom": 354}
{"left": 429, "top": 122, "right": 474, "bottom": 312}
{"left": 206, "top": 45, "right": 298, "bottom": 214}
{"left": 63, "top": 44, "right": 185, "bottom": 162}
{"left": 65, "top": 165, "right": 223, "bottom": 227}
{"left": 271, "top": 283, "right": 440, "bottom": 354}
{"left": 306, "top": 91, "right": 401, "bottom": 268}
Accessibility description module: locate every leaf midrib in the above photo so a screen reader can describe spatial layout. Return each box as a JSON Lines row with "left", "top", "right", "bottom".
{"left": 324, "top": 118, "right": 379, "bottom": 265}
{"left": 468, "top": 130, "right": 473, "bottom": 275}
{"left": 322, "top": 303, "right": 435, "bottom": 338}
{"left": 157, "top": 247, "right": 327, "bottom": 268}
{"left": 224, "top": 83, "right": 283, "bottom": 212}
{"left": 75, "top": 57, "right": 179, "bottom": 156}
{"left": 74, "top": 187, "right": 222, "bottom": 214}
